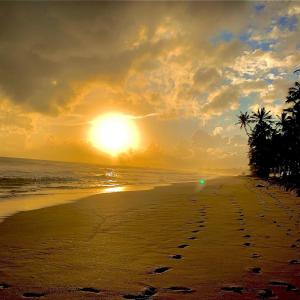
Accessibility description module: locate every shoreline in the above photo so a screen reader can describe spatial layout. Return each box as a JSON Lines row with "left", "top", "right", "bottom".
{"left": 0, "top": 182, "right": 188, "bottom": 223}
{"left": 1, "top": 176, "right": 300, "bottom": 299}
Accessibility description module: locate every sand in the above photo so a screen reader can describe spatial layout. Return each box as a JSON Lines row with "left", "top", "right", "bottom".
{"left": 0, "top": 185, "right": 158, "bottom": 222}
{"left": 0, "top": 176, "right": 300, "bottom": 299}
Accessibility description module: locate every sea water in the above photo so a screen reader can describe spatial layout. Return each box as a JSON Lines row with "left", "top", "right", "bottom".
{"left": 0, "top": 157, "right": 201, "bottom": 220}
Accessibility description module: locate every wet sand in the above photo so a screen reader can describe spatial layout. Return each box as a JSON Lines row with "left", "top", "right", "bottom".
{"left": 0, "top": 176, "right": 300, "bottom": 299}
{"left": 0, "top": 185, "right": 158, "bottom": 222}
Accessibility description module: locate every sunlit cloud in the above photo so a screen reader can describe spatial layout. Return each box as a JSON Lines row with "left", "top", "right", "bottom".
{"left": 0, "top": 1, "right": 299, "bottom": 170}
{"left": 127, "top": 113, "right": 160, "bottom": 119}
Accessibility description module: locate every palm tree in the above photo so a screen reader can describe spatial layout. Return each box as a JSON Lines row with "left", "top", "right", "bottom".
{"left": 236, "top": 111, "right": 251, "bottom": 136}
{"left": 284, "top": 80, "right": 300, "bottom": 181}
{"left": 236, "top": 71, "right": 300, "bottom": 191}
{"left": 287, "top": 82, "right": 300, "bottom": 105}
{"left": 273, "top": 112, "right": 290, "bottom": 178}
{"left": 250, "top": 107, "right": 273, "bottom": 125}
{"left": 276, "top": 112, "right": 288, "bottom": 129}
{"left": 248, "top": 108, "right": 274, "bottom": 178}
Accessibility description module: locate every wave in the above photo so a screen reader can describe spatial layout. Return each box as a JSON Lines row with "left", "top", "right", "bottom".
{"left": 0, "top": 176, "right": 75, "bottom": 186}
{"left": 0, "top": 157, "right": 200, "bottom": 199}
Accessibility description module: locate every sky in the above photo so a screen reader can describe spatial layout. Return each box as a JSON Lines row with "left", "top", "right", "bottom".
{"left": 0, "top": 1, "right": 299, "bottom": 171}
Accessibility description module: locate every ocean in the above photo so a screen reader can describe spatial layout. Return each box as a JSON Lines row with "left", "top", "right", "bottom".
{"left": 0, "top": 157, "right": 202, "bottom": 220}
{"left": 0, "top": 157, "right": 201, "bottom": 199}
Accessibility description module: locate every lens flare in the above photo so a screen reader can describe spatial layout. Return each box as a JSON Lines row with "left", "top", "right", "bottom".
{"left": 199, "top": 178, "right": 206, "bottom": 185}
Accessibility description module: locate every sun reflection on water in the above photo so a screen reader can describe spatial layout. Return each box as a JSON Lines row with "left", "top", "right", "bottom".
{"left": 102, "top": 186, "right": 125, "bottom": 193}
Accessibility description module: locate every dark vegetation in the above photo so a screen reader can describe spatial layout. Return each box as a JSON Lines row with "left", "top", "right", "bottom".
{"left": 236, "top": 70, "right": 300, "bottom": 193}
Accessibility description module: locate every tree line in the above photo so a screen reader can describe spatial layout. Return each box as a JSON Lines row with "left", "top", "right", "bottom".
{"left": 236, "top": 70, "right": 300, "bottom": 190}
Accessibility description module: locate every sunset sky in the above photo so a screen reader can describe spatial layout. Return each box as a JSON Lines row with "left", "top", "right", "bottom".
{"left": 0, "top": 1, "right": 299, "bottom": 171}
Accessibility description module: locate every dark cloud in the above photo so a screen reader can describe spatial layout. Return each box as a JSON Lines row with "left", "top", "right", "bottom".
{"left": 193, "top": 67, "right": 221, "bottom": 90}
{"left": 202, "top": 86, "right": 240, "bottom": 118}
{"left": 0, "top": 1, "right": 250, "bottom": 114}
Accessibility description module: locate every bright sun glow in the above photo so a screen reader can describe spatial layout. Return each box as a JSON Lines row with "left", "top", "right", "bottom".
{"left": 89, "top": 113, "right": 140, "bottom": 156}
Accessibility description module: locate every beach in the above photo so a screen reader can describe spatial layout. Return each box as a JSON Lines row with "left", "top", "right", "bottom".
{"left": 0, "top": 176, "right": 300, "bottom": 299}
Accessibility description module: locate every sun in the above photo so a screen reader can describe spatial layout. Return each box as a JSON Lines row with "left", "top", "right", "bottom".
{"left": 89, "top": 113, "right": 140, "bottom": 156}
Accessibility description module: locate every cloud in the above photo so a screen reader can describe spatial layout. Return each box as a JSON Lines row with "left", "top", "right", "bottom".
{"left": 192, "top": 129, "right": 228, "bottom": 148}
{"left": 202, "top": 86, "right": 241, "bottom": 119}
{"left": 129, "top": 113, "right": 160, "bottom": 119}
{"left": 213, "top": 126, "right": 223, "bottom": 136}
{"left": 193, "top": 67, "right": 222, "bottom": 91}
{"left": 0, "top": 1, "right": 299, "bottom": 170}
{"left": 0, "top": 99, "right": 34, "bottom": 132}
{"left": 0, "top": 1, "right": 297, "bottom": 120}
{"left": 0, "top": 1, "right": 250, "bottom": 115}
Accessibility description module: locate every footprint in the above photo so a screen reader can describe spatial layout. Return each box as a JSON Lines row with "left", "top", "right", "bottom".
{"left": 257, "top": 288, "right": 275, "bottom": 298}
{"left": 251, "top": 253, "right": 261, "bottom": 259}
{"left": 249, "top": 267, "right": 261, "bottom": 274}
{"left": 269, "top": 281, "right": 297, "bottom": 291}
{"left": 191, "top": 230, "right": 199, "bottom": 233}
{"left": 79, "top": 287, "right": 101, "bottom": 293}
{"left": 177, "top": 244, "right": 189, "bottom": 249}
{"left": 256, "top": 184, "right": 264, "bottom": 187}
{"left": 188, "top": 237, "right": 196, "bottom": 240}
{"left": 142, "top": 286, "right": 157, "bottom": 296}
{"left": 0, "top": 283, "right": 10, "bottom": 289}
{"left": 289, "top": 259, "right": 300, "bottom": 264}
{"left": 243, "top": 234, "right": 251, "bottom": 238}
{"left": 23, "top": 292, "right": 45, "bottom": 298}
{"left": 221, "top": 286, "right": 244, "bottom": 294}
{"left": 170, "top": 254, "right": 182, "bottom": 260}
{"left": 243, "top": 242, "right": 251, "bottom": 247}
{"left": 123, "top": 286, "right": 157, "bottom": 299}
{"left": 153, "top": 266, "right": 170, "bottom": 274}
{"left": 166, "top": 286, "right": 194, "bottom": 293}
{"left": 198, "top": 225, "right": 205, "bottom": 228}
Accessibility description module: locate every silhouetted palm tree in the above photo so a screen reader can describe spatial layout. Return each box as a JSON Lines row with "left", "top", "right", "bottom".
{"left": 236, "top": 72, "right": 300, "bottom": 190}
{"left": 250, "top": 107, "right": 273, "bottom": 125}
{"left": 287, "top": 82, "right": 300, "bottom": 105}
{"left": 236, "top": 111, "right": 251, "bottom": 136}
{"left": 276, "top": 112, "right": 288, "bottom": 129}
{"left": 248, "top": 108, "right": 273, "bottom": 178}
{"left": 284, "top": 80, "right": 300, "bottom": 181}
{"left": 273, "top": 112, "right": 291, "bottom": 178}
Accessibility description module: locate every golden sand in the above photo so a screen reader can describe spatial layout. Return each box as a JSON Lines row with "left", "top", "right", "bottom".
{"left": 0, "top": 176, "right": 300, "bottom": 299}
